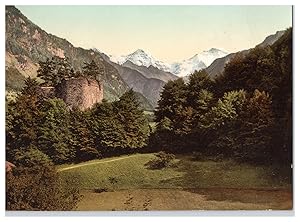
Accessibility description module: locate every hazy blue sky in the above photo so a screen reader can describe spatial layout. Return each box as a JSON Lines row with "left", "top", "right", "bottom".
{"left": 16, "top": 5, "right": 292, "bottom": 62}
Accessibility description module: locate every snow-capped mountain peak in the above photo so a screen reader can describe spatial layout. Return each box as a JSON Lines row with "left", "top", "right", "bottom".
{"left": 132, "top": 49, "right": 146, "bottom": 54}
{"left": 108, "top": 47, "right": 229, "bottom": 77}
{"left": 125, "top": 49, "right": 156, "bottom": 67}
{"left": 110, "top": 49, "right": 172, "bottom": 72}
{"left": 194, "top": 48, "right": 228, "bottom": 67}
{"left": 170, "top": 54, "right": 205, "bottom": 77}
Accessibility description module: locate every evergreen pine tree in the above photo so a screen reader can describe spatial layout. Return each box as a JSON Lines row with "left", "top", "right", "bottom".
{"left": 37, "top": 56, "right": 74, "bottom": 86}
{"left": 155, "top": 78, "right": 187, "bottom": 123}
{"left": 82, "top": 60, "right": 104, "bottom": 81}
{"left": 115, "top": 89, "right": 150, "bottom": 149}
{"left": 6, "top": 77, "right": 42, "bottom": 163}
{"left": 91, "top": 100, "right": 126, "bottom": 155}
{"left": 38, "top": 98, "right": 74, "bottom": 164}
{"left": 69, "top": 108, "right": 99, "bottom": 161}
{"left": 91, "top": 90, "right": 149, "bottom": 156}
{"left": 187, "top": 70, "right": 213, "bottom": 109}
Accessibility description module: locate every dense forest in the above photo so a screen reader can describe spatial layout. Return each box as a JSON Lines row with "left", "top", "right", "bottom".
{"left": 153, "top": 28, "right": 292, "bottom": 165}
{"left": 6, "top": 28, "right": 292, "bottom": 210}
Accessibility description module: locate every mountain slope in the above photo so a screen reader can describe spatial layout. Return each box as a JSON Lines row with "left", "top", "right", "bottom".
{"left": 206, "top": 31, "right": 285, "bottom": 79}
{"left": 122, "top": 61, "right": 178, "bottom": 82}
{"left": 112, "top": 63, "right": 165, "bottom": 107}
{"left": 95, "top": 49, "right": 175, "bottom": 107}
{"left": 258, "top": 30, "right": 286, "bottom": 48}
{"left": 5, "top": 6, "right": 128, "bottom": 101}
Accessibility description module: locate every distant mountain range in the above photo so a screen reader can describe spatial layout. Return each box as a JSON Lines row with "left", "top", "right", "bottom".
{"left": 109, "top": 48, "right": 228, "bottom": 77}
{"left": 93, "top": 48, "right": 177, "bottom": 107}
{"left": 107, "top": 31, "right": 285, "bottom": 79}
{"left": 5, "top": 6, "right": 286, "bottom": 110}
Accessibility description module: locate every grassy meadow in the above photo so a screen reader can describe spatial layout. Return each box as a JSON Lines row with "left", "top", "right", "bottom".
{"left": 58, "top": 153, "right": 292, "bottom": 210}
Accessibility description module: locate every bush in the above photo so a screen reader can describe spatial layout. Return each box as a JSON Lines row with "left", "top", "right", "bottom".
{"left": 145, "top": 151, "right": 175, "bottom": 169}
{"left": 6, "top": 165, "right": 80, "bottom": 211}
{"left": 14, "top": 145, "right": 53, "bottom": 167}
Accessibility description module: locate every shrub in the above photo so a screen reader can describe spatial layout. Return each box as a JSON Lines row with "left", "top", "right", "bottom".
{"left": 145, "top": 151, "right": 175, "bottom": 169}
{"left": 14, "top": 145, "right": 53, "bottom": 167}
{"left": 6, "top": 165, "right": 80, "bottom": 211}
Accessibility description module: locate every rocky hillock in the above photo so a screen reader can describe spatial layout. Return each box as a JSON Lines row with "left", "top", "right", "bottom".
{"left": 39, "top": 77, "right": 103, "bottom": 110}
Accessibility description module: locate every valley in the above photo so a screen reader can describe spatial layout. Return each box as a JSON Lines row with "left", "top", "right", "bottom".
{"left": 5, "top": 5, "right": 293, "bottom": 213}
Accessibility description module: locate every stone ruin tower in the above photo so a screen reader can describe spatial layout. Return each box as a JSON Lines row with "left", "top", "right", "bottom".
{"left": 40, "top": 77, "right": 103, "bottom": 111}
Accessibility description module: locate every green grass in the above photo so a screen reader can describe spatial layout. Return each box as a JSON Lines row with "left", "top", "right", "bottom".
{"left": 170, "top": 155, "right": 291, "bottom": 189}
{"left": 59, "top": 153, "right": 182, "bottom": 190}
{"left": 59, "top": 153, "right": 291, "bottom": 191}
{"left": 56, "top": 154, "right": 133, "bottom": 170}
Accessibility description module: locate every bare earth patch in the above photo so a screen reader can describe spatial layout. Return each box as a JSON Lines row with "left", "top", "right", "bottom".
{"left": 76, "top": 188, "right": 292, "bottom": 211}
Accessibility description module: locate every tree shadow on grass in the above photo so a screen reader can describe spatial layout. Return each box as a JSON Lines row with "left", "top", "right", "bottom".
{"left": 158, "top": 155, "right": 292, "bottom": 208}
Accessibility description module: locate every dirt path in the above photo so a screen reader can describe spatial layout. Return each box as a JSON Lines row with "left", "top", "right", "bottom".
{"left": 57, "top": 155, "right": 134, "bottom": 172}
{"left": 76, "top": 188, "right": 292, "bottom": 211}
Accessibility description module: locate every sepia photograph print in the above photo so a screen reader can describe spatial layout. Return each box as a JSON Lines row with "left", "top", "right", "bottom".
{"left": 5, "top": 5, "right": 293, "bottom": 213}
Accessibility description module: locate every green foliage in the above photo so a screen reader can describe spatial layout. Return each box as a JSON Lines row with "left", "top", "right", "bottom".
{"left": 145, "top": 151, "right": 175, "bottom": 169}
{"left": 38, "top": 98, "right": 75, "bottom": 164}
{"left": 6, "top": 78, "right": 42, "bottom": 162}
{"left": 149, "top": 117, "right": 173, "bottom": 152}
{"left": 116, "top": 89, "right": 150, "bottom": 149}
{"left": 152, "top": 28, "right": 292, "bottom": 165}
{"left": 91, "top": 101, "right": 125, "bottom": 154}
{"left": 213, "top": 28, "right": 292, "bottom": 163}
{"left": 69, "top": 109, "right": 100, "bottom": 162}
{"left": 6, "top": 78, "right": 76, "bottom": 165}
{"left": 155, "top": 78, "right": 187, "bottom": 122}
{"left": 154, "top": 78, "right": 192, "bottom": 152}
{"left": 187, "top": 70, "right": 214, "bottom": 110}
{"left": 215, "top": 47, "right": 278, "bottom": 96}
{"left": 269, "top": 28, "right": 292, "bottom": 164}
{"left": 153, "top": 72, "right": 217, "bottom": 153}
{"left": 235, "top": 90, "right": 274, "bottom": 162}
{"left": 204, "top": 90, "right": 247, "bottom": 129}
{"left": 173, "top": 106, "right": 194, "bottom": 136}
{"left": 6, "top": 165, "right": 80, "bottom": 210}
{"left": 21, "top": 77, "right": 40, "bottom": 96}
{"left": 198, "top": 89, "right": 274, "bottom": 163}
{"left": 14, "top": 145, "right": 53, "bottom": 167}
{"left": 194, "top": 89, "right": 214, "bottom": 113}
{"left": 83, "top": 60, "right": 104, "bottom": 81}
{"left": 91, "top": 89, "right": 150, "bottom": 156}
{"left": 37, "top": 56, "right": 75, "bottom": 86}
{"left": 197, "top": 90, "right": 246, "bottom": 156}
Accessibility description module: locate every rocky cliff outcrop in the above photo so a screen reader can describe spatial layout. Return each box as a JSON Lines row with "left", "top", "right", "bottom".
{"left": 39, "top": 77, "right": 103, "bottom": 110}
{"left": 56, "top": 77, "right": 103, "bottom": 110}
